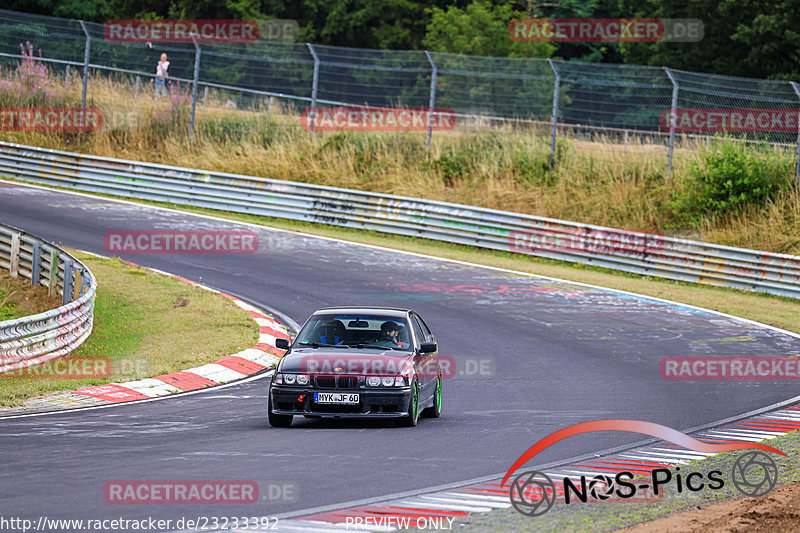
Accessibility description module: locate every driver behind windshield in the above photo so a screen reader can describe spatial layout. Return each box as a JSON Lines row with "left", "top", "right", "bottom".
{"left": 372, "top": 321, "right": 401, "bottom": 348}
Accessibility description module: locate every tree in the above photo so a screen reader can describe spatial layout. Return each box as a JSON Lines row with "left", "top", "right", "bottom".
{"left": 618, "top": 0, "right": 800, "bottom": 81}
{"left": 423, "top": 0, "right": 554, "bottom": 58}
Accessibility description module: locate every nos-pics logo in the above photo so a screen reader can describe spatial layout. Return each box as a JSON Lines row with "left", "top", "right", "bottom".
{"left": 503, "top": 420, "right": 782, "bottom": 517}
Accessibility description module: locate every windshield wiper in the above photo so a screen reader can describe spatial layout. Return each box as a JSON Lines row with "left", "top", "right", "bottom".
{"left": 299, "top": 342, "right": 349, "bottom": 349}
{"left": 355, "top": 344, "right": 398, "bottom": 350}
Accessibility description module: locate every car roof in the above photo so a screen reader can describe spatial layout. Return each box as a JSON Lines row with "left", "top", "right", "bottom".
{"left": 313, "top": 307, "right": 411, "bottom": 318}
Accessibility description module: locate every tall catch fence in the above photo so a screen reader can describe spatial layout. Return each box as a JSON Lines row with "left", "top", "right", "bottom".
{"left": 1, "top": 8, "right": 800, "bottom": 177}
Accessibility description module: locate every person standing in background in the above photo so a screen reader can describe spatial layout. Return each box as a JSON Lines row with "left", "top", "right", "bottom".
{"left": 152, "top": 53, "right": 169, "bottom": 98}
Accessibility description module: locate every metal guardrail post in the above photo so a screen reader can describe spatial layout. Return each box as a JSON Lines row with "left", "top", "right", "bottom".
{"left": 9, "top": 232, "right": 20, "bottom": 278}
{"left": 790, "top": 81, "right": 800, "bottom": 187}
{"left": 547, "top": 59, "right": 560, "bottom": 165}
{"left": 306, "top": 44, "right": 320, "bottom": 133}
{"left": 664, "top": 67, "right": 679, "bottom": 177}
{"left": 31, "top": 241, "right": 42, "bottom": 287}
{"left": 189, "top": 34, "right": 201, "bottom": 140}
{"left": 424, "top": 51, "right": 438, "bottom": 151}
{"left": 62, "top": 259, "right": 74, "bottom": 306}
{"left": 79, "top": 21, "right": 91, "bottom": 112}
{"left": 48, "top": 249, "right": 59, "bottom": 297}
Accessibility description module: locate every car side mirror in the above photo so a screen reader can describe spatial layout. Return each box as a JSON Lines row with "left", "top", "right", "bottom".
{"left": 419, "top": 341, "right": 437, "bottom": 353}
{"left": 275, "top": 338, "right": 290, "bottom": 350}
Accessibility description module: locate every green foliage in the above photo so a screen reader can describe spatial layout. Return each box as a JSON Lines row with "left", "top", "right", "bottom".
{"left": 426, "top": 148, "right": 477, "bottom": 186}
{"left": 618, "top": 0, "right": 800, "bottom": 80}
{"left": 670, "top": 141, "right": 793, "bottom": 225}
{"left": 423, "top": 0, "right": 554, "bottom": 58}
{"left": 202, "top": 114, "right": 282, "bottom": 146}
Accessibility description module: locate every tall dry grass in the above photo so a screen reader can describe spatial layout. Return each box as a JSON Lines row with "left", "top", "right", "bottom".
{"left": 2, "top": 70, "right": 799, "bottom": 254}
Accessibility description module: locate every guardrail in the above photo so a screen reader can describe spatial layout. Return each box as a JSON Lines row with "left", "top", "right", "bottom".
{"left": 0, "top": 221, "right": 96, "bottom": 374}
{"left": 1, "top": 140, "right": 799, "bottom": 300}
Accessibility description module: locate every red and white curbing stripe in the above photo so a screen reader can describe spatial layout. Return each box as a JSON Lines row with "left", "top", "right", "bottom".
{"left": 73, "top": 264, "right": 289, "bottom": 404}
{"left": 254, "top": 403, "right": 800, "bottom": 532}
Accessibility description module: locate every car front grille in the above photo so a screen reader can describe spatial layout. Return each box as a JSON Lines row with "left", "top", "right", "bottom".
{"left": 313, "top": 376, "right": 360, "bottom": 389}
{"left": 337, "top": 377, "right": 359, "bottom": 389}
{"left": 315, "top": 376, "right": 336, "bottom": 389}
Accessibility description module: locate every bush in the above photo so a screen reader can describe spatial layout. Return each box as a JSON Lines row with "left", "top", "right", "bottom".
{"left": 671, "top": 141, "right": 792, "bottom": 225}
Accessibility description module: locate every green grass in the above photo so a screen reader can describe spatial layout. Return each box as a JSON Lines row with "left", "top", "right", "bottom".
{"left": 0, "top": 253, "right": 258, "bottom": 407}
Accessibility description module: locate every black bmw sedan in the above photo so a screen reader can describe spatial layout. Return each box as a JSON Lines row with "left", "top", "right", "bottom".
{"left": 268, "top": 307, "right": 442, "bottom": 427}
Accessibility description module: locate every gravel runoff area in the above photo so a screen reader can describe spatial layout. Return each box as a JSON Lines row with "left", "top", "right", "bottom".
{"left": 451, "top": 431, "right": 800, "bottom": 532}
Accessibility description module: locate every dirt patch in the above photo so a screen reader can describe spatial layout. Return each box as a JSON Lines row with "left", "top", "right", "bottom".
{"left": 0, "top": 270, "right": 62, "bottom": 321}
{"left": 621, "top": 483, "right": 800, "bottom": 533}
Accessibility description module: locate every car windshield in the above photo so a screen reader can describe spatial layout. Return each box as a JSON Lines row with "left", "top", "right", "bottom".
{"left": 294, "top": 314, "right": 412, "bottom": 351}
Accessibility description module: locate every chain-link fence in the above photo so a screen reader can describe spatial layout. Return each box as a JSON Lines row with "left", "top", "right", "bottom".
{"left": 2, "top": 8, "right": 800, "bottom": 178}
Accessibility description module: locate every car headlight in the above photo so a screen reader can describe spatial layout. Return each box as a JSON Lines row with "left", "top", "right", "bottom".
{"left": 365, "top": 376, "right": 407, "bottom": 387}
{"left": 274, "top": 373, "right": 310, "bottom": 386}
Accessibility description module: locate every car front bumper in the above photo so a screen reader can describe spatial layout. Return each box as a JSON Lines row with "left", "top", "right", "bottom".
{"left": 270, "top": 386, "right": 412, "bottom": 418}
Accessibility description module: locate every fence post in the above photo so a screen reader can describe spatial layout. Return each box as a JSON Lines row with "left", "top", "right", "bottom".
{"left": 424, "top": 51, "right": 438, "bottom": 151}
{"left": 9, "top": 232, "right": 20, "bottom": 278}
{"left": 664, "top": 67, "right": 679, "bottom": 177}
{"left": 31, "top": 241, "right": 42, "bottom": 287}
{"left": 546, "top": 59, "right": 560, "bottom": 165}
{"left": 65, "top": 64, "right": 70, "bottom": 90}
{"left": 203, "top": 86, "right": 209, "bottom": 106}
{"left": 189, "top": 34, "right": 201, "bottom": 140}
{"left": 62, "top": 259, "right": 74, "bottom": 306}
{"left": 48, "top": 250, "right": 59, "bottom": 297}
{"left": 135, "top": 75, "right": 140, "bottom": 99}
{"left": 307, "top": 44, "right": 320, "bottom": 133}
{"left": 79, "top": 21, "right": 91, "bottom": 112}
{"left": 790, "top": 81, "right": 800, "bottom": 187}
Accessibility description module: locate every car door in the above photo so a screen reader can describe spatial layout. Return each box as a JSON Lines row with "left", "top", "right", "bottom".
{"left": 410, "top": 313, "right": 436, "bottom": 399}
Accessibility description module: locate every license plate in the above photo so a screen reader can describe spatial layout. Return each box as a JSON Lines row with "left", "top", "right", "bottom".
{"left": 314, "top": 392, "right": 360, "bottom": 404}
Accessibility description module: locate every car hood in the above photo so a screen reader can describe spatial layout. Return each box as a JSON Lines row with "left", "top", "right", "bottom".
{"left": 279, "top": 348, "right": 415, "bottom": 376}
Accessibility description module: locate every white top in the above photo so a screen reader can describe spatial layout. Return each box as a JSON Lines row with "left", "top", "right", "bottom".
{"left": 156, "top": 61, "right": 169, "bottom": 79}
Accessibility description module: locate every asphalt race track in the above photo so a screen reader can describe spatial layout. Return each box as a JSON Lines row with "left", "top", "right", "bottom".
{"left": 2, "top": 181, "right": 800, "bottom": 530}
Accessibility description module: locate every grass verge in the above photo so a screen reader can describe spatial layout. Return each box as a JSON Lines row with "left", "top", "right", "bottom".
{"left": 0, "top": 253, "right": 258, "bottom": 407}
{"left": 1, "top": 70, "right": 799, "bottom": 255}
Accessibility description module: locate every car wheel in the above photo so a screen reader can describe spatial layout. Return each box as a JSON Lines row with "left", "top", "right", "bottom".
{"left": 396, "top": 379, "right": 420, "bottom": 427}
{"left": 421, "top": 374, "right": 442, "bottom": 418}
{"left": 268, "top": 393, "right": 293, "bottom": 428}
